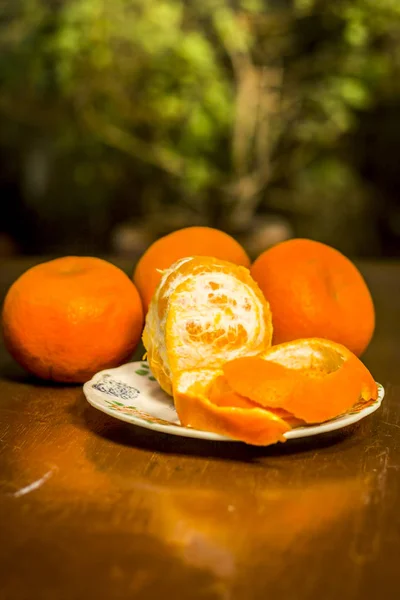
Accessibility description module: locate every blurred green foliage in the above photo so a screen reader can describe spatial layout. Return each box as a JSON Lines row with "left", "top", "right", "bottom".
{"left": 1, "top": 0, "right": 400, "bottom": 254}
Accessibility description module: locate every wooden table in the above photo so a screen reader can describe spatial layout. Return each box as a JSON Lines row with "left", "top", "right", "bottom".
{"left": 1, "top": 258, "right": 400, "bottom": 600}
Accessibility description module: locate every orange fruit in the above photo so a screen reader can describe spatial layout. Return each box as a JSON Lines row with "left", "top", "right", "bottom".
{"left": 143, "top": 256, "right": 272, "bottom": 395}
{"left": 2, "top": 257, "right": 144, "bottom": 383}
{"left": 250, "top": 238, "right": 375, "bottom": 356}
{"left": 133, "top": 227, "right": 250, "bottom": 312}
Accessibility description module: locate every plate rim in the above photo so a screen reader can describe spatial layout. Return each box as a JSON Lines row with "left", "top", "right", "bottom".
{"left": 83, "top": 362, "right": 385, "bottom": 444}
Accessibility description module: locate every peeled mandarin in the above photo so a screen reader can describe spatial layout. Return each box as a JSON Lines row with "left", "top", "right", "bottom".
{"left": 143, "top": 256, "right": 273, "bottom": 396}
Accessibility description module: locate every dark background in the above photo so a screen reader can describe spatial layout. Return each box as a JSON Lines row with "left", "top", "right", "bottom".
{"left": 1, "top": 0, "right": 400, "bottom": 261}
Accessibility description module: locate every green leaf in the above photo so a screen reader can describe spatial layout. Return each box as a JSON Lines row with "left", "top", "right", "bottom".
{"left": 148, "top": 376, "right": 157, "bottom": 381}
{"left": 336, "top": 77, "right": 371, "bottom": 110}
{"left": 135, "top": 369, "right": 149, "bottom": 376}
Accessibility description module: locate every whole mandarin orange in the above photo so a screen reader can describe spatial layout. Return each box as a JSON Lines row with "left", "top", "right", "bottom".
{"left": 133, "top": 226, "right": 250, "bottom": 312}
{"left": 2, "top": 257, "right": 143, "bottom": 382}
{"left": 250, "top": 239, "right": 375, "bottom": 356}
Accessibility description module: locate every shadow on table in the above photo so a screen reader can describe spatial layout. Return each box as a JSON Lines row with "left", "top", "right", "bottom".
{"left": 0, "top": 355, "right": 80, "bottom": 387}
{"left": 0, "top": 342, "right": 144, "bottom": 386}
{"left": 73, "top": 393, "right": 358, "bottom": 463}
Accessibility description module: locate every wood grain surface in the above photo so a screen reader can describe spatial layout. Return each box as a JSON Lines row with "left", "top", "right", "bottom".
{"left": 0, "top": 258, "right": 399, "bottom": 600}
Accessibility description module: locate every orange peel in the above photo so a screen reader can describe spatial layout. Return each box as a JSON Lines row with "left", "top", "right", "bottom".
{"left": 173, "top": 370, "right": 290, "bottom": 446}
{"left": 208, "top": 374, "right": 303, "bottom": 427}
{"left": 224, "top": 339, "right": 378, "bottom": 424}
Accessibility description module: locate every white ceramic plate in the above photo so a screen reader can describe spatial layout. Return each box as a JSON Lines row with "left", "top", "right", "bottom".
{"left": 83, "top": 361, "right": 385, "bottom": 443}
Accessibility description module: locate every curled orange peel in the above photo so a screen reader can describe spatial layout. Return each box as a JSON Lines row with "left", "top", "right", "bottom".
{"left": 208, "top": 375, "right": 303, "bottom": 427}
{"left": 173, "top": 370, "right": 291, "bottom": 446}
{"left": 223, "top": 339, "right": 378, "bottom": 424}
{"left": 173, "top": 339, "right": 377, "bottom": 443}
